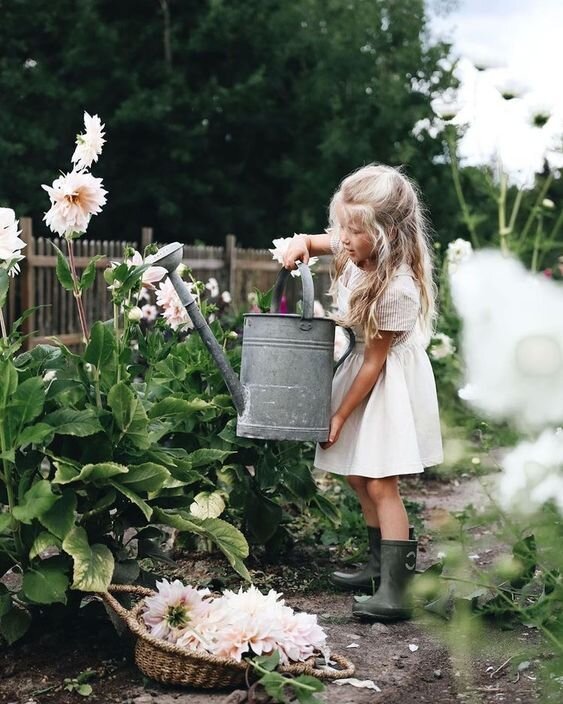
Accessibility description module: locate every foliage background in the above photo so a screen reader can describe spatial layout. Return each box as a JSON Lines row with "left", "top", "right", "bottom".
{"left": 0, "top": 0, "right": 460, "bottom": 247}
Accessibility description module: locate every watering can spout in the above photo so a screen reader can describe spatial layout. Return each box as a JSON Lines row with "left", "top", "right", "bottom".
{"left": 147, "top": 243, "right": 246, "bottom": 416}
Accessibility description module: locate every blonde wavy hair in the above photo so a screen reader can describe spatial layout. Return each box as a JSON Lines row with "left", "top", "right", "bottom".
{"left": 328, "top": 164, "right": 437, "bottom": 343}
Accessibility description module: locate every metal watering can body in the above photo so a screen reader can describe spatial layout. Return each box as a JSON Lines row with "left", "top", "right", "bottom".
{"left": 149, "top": 243, "right": 354, "bottom": 442}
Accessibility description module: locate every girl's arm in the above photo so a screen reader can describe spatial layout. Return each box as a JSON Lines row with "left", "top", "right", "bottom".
{"left": 283, "top": 233, "right": 333, "bottom": 270}
{"left": 320, "top": 331, "right": 394, "bottom": 449}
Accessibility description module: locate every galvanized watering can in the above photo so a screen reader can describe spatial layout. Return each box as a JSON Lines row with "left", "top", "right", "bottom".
{"left": 149, "top": 243, "right": 355, "bottom": 442}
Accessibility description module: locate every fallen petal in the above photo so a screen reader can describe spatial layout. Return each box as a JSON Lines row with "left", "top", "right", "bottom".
{"left": 334, "top": 678, "right": 381, "bottom": 691}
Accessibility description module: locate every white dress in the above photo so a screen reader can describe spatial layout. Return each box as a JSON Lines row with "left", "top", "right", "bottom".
{"left": 314, "top": 246, "right": 444, "bottom": 479}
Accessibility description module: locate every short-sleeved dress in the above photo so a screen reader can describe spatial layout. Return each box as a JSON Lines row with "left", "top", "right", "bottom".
{"left": 314, "top": 239, "right": 444, "bottom": 479}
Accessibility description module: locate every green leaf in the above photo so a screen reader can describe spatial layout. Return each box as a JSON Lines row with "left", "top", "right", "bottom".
{"left": 189, "top": 491, "right": 226, "bottom": 519}
{"left": 197, "top": 517, "right": 251, "bottom": 581}
{"left": 118, "top": 462, "right": 170, "bottom": 493}
{"left": 52, "top": 244, "right": 75, "bottom": 292}
{"left": 253, "top": 651, "right": 280, "bottom": 672}
{"left": 9, "top": 377, "right": 45, "bottom": 427}
{"left": 77, "top": 684, "right": 93, "bottom": 696}
{"left": 246, "top": 493, "right": 282, "bottom": 543}
{"left": 17, "top": 422, "right": 55, "bottom": 448}
{"left": 0, "top": 359, "right": 18, "bottom": 411}
{"left": 0, "top": 514, "right": 12, "bottom": 534}
{"left": 292, "top": 675, "right": 325, "bottom": 702}
{"left": 39, "top": 491, "right": 77, "bottom": 540}
{"left": 108, "top": 382, "right": 135, "bottom": 431}
{"left": 187, "top": 448, "right": 234, "bottom": 469}
{"left": 12, "top": 480, "right": 60, "bottom": 524}
{"left": 0, "top": 605, "right": 31, "bottom": 644}
{"left": 79, "top": 255, "right": 104, "bottom": 292}
{"left": 73, "top": 462, "right": 129, "bottom": 484}
{"left": 110, "top": 481, "right": 152, "bottom": 520}
{"left": 311, "top": 494, "right": 340, "bottom": 526}
{"left": 44, "top": 408, "right": 103, "bottom": 437}
{"left": 148, "top": 397, "right": 212, "bottom": 419}
{"left": 23, "top": 563, "right": 69, "bottom": 604}
{"left": 29, "top": 531, "right": 62, "bottom": 560}
{"left": 52, "top": 460, "right": 81, "bottom": 485}
{"left": 84, "top": 321, "right": 115, "bottom": 368}
{"left": 0, "top": 269, "right": 9, "bottom": 308}
{"left": 62, "top": 527, "right": 114, "bottom": 592}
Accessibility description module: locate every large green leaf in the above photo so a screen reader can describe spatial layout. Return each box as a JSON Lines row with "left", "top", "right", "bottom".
{"left": 29, "top": 531, "right": 62, "bottom": 560}
{"left": 0, "top": 605, "right": 31, "bottom": 644}
{"left": 72, "top": 462, "right": 129, "bottom": 484}
{"left": 187, "top": 448, "right": 234, "bottom": 469}
{"left": 84, "top": 321, "right": 115, "bottom": 368}
{"left": 51, "top": 243, "right": 74, "bottom": 292}
{"left": 23, "top": 563, "right": 69, "bottom": 604}
{"left": 17, "top": 422, "right": 55, "bottom": 448}
{"left": 44, "top": 408, "right": 103, "bottom": 436}
{"left": 0, "top": 514, "right": 12, "bottom": 534}
{"left": 110, "top": 481, "right": 152, "bottom": 520}
{"left": 154, "top": 509, "right": 250, "bottom": 581}
{"left": 108, "top": 382, "right": 135, "bottom": 431}
{"left": 39, "top": 490, "right": 77, "bottom": 539}
{"left": 62, "top": 527, "right": 114, "bottom": 592}
{"left": 189, "top": 491, "right": 226, "bottom": 519}
{"left": 9, "top": 377, "right": 45, "bottom": 428}
{"left": 0, "top": 359, "right": 18, "bottom": 411}
{"left": 246, "top": 493, "right": 282, "bottom": 544}
{"left": 117, "top": 462, "right": 170, "bottom": 493}
{"left": 52, "top": 460, "right": 81, "bottom": 484}
{"left": 148, "top": 398, "right": 212, "bottom": 419}
{"left": 12, "top": 480, "right": 60, "bottom": 524}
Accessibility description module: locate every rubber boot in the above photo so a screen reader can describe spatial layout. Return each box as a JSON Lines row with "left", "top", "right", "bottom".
{"left": 352, "top": 539, "right": 417, "bottom": 621}
{"left": 331, "top": 527, "right": 415, "bottom": 592}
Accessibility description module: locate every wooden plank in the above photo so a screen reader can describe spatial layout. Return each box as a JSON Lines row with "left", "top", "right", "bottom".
{"left": 29, "top": 333, "right": 83, "bottom": 347}
{"left": 27, "top": 255, "right": 109, "bottom": 268}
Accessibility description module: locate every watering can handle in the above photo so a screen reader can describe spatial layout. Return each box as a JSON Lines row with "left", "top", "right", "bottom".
{"left": 271, "top": 261, "right": 314, "bottom": 320}
{"left": 334, "top": 327, "right": 356, "bottom": 371}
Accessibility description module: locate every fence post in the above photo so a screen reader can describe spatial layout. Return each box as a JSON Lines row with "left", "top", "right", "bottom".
{"left": 20, "top": 217, "right": 35, "bottom": 343}
{"left": 141, "top": 227, "right": 154, "bottom": 251}
{"left": 225, "top": 233, "right": 237, "bottom": 296}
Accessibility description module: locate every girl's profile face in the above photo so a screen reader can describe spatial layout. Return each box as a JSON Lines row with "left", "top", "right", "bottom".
{"left": 336, "top": 202, "right": 375, "bottom": 269}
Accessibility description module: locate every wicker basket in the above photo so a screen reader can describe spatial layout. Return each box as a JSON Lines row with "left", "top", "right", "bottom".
{"left": 101, "top": 584, "right": 355, "bottom": 689}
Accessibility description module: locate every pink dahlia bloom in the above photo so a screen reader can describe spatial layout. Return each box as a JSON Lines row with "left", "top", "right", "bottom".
{"left": 277, "top": 609, "right": 328, "bottom": 665}
{"left": 156, "top": 278, "right": 193, "bottom": 330}
{"left": 42, "top": 170, "right": 107, "bottom": 236}
{"left": 142, "top": 579, "right": 210, "bottom": 643}
{"left": 124, "top": 250, "right": 167, "bottom": 288}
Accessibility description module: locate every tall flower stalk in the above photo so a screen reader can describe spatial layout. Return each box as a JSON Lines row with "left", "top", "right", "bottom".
{"left": 42, "top": 112, "right": 107, "bottom": 343}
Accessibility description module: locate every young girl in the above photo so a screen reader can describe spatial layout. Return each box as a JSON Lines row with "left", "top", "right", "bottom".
{"left": 283, "top": 164, "right": 443, "bottom": 622}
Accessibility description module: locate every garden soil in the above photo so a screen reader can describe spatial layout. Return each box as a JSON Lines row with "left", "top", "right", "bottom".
{"left": 0, "top": 474, "right": 549, "bottom": 704}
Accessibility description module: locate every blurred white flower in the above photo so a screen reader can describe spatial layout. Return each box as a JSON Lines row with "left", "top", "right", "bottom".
{"left": 497, "top": 430, "right": 563, "bottom": 515}
{"left": 451, "top": 249, "right": 563, "bottom": 428}
{"left": 71, "top": 112, "right": 106, "bottom": 171}
{"left": 221, "top": 290, "right": 232, "bottom": 304}
{"left": 313, "top": 300, "right": 325, "bottom": 317}
{"left": 42, "top": 170, "right": 107, "bottom": 236}
{"left": 205, "top": 277, "right": 219, "bottom": 298}
{"left": 141, "top": 303, "right": 158, "bottom": 322}
{"left": 542, "top": 198, "right": 555, "bottom": 209}
{"left": 247, "top": 291, "right": 258, "bottom": 306}
{"left": 156, "top": 278, "right": 193, "bottom": 331}
{"left": 269, "top": 236, "right": 319, "bottom": 278}
{"left": 430, "top": 333, "right": 456, "bottom": 360}
{"left": 0, "top": 208, "right": 26, "bottom": 275}
{"left": 446, "top": 238, "right": 473, "bottom": 274}
{"left": 43, "top": 370, "right": 57, "bottom": 383}
{"left": 126, "top": 250, "right": 166, "bottom": 287}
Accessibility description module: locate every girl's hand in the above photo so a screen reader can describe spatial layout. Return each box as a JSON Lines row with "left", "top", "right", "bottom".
{"left": 283, "top": 234, "right": 310, "bottom": 270}
{"left": 320, "top": 414, "right": 345, "bottom": 449}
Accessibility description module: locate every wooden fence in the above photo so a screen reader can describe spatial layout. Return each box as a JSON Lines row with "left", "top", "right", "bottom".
{"left": 3, "top": 218, "right": 333, "bottom": 348}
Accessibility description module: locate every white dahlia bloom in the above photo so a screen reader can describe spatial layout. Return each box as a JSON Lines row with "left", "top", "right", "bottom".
{"left": 446, "top": 238, "right": 473, "bottom": 274}
{"left": 71, "top": 112, "right": 106, "bottom": 171}
{"left": 269, "top": 236, "right": 319, "bottom": 278}
{"left": 0, "top": 208, "right": 26, "bottom": 275}
{"left": 42, "top": 170, "right": 107, "bottom": 236}
{"left": 430, "top": 333, "right": 456, "bottom": 360}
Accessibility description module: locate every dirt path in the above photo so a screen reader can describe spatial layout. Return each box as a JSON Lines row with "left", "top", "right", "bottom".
{"left": 0, "top": 474, "right": 548, "bottom": 704}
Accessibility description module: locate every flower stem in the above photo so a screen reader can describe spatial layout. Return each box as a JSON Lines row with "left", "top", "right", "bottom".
{"left": 517, "top": 174, "right": 554, "bottom": 248}
{"left": 66, "top": 238, "right": 89, "bottom": 342}
{"left": 498, "top": 170, "right": 509, "bottom": 254}
{"left": 530, "top": 216, "right": 543, "bottom": 273}
{"left": 507, "top": 188, "right": 524, "bottom": 236}
{"left": 0, "top": 307, "right": 7, "bottom": 342}
{"left": 114, "top": 303, "right": 121, "bottom": 384}
{"left": 446, "top": 132, "right": 479, "bottom": 249}
{"left": 0, "top": 422, "right": 25, "bottom": 561}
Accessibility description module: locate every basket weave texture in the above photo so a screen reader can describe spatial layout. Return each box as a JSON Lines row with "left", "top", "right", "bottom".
{"left": 101, "top": 584, "right": 355, "bottom": 689}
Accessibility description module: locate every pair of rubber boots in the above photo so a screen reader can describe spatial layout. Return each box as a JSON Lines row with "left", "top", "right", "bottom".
{"left": 331, "top": 526, "right": 417, "bottom": 621}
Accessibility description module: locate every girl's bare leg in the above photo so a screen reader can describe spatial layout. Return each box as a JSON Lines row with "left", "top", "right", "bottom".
{"left": 347, "top": 475, "right": 379, "bottom": 527}
{"left": 365, "top": 476, "right": 409, "bottom": 540}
